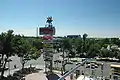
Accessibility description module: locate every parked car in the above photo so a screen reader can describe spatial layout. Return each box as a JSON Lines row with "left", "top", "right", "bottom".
{"left": 86, "top": 65, "right": 90, "bottom": 68}
{"left": 66, "top": 61, "right": 73, "bottom": 64}
{"left": 94, "top": 65, "right": 98, "bottom": 68}
{"left": 91, "top": 66, "right": 95, "bottom": 69}
{"left": 86, "top": 62, "right": 90, "bottom": 64}
{"left": 76, "top": 62, "right": 82, "bottom": 65}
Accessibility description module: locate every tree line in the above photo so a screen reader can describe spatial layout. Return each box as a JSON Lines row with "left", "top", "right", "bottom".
{"left": 54, "top": 34, "right": 120, "bottom": 60}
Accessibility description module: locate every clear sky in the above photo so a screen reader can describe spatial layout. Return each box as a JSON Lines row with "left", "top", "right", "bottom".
{"left": 0, "top": 0, "right": 120, "bottom": 37}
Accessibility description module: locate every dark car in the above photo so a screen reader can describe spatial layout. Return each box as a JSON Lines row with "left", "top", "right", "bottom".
{"left": 66, "top": 62, "right": 73, "bottom": 64}
{"left": 94, "top": 65, "right": 98, "bottom": 68}
{"left": 76, "top": 62, "right": 82, "bottom": 65}
{"left": 86, "top": 62, "right": 90, "bottom": 64}
{"left": 91, "top": 66, "right": 95, "bottom": 69}
{"left": 86, "top": 65, "right": 90, "bottom": 68}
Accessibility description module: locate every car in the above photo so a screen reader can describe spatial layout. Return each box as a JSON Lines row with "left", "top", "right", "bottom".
{"left": 86, "top": 62, "right": 90, "bottom": 64}
{"left": 66, "top": 62, "right": 73, "bottom": 64}
{"left": 71, "top": 60, "right": 78, "bottom": 62}
{"left": 76, "top": 62, "right": 82, "bottom": 65}
{"left": 86, "top": 65, "right": 90, "bottom": 68}
{"left": 91, "top": 63, "right": 95, "bottom": 66}
{"left": 91, "top": 66, "right": 95, "bottom": 69}
{"left": 82, "top": 58, "right": 86, "bottom": 61}
{"left": 94, "top": 65, "right": 98, "bottom": 68}
{"left": 86, "top": 64, "right": 90, "bottom": 68}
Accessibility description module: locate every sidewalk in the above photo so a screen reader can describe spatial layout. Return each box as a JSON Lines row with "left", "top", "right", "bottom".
{"left": 25, "top": 70, "right": 72, "bottom": 80}
{"left": 25, "top": 72, "right": 48, "bottom": 80}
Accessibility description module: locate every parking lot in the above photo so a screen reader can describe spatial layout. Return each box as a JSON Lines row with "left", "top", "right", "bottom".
{"left": 53, "top": 52, "right": 120, "bottom": 79}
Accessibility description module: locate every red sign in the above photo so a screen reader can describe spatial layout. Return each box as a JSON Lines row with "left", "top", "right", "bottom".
{"left": 39, "top": 27, "right": 55, "bottom": 35}
{"left": 43, "top": 35, "right": 53, "bottom": 40}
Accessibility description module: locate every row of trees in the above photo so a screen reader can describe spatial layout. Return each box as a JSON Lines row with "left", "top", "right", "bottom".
{"left": 54, "top": 34, "right": 120, "bottom": 59}
{"left": 0, "top": 30, "right": 43, "bottom": 79}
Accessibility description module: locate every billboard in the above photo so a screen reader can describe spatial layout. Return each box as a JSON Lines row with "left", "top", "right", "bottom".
{"left": 39, "top": 27, "right": 55, "bottom": 35}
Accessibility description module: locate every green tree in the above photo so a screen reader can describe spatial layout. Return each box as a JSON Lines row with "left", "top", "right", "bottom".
{"left": 100, "top": 48, "right": 110, "bottom": 57}
{"left": 76, "top": 39, "right": 83, "bottom": 57}
{"left": 82, "top": 33, "right": 88, "bottom": 57}
{"left": 17, "top": 38, "right": 41, "bottom": 69}
{"left": 111, "top": 48, "right": 120, "bottom": 58}
{"left": 60, "top": 38, "right": 72, "bottom": 74}
{"left": 83, "top": 33, "right": 88, "bottom": 42}
{"left": 116, "top": 51, "right": 120, "bottom": 61}
{"left": 111, "top": 38, "right": 120, "bottom": 46}
{"left": 0, "top": 30, "right": 18, "bottom": 78}
{"left": 86, "top": 43, "right": 101, "bottom": 58}
{"left": 31, "top": 38, "right": 43, "bottom": 50}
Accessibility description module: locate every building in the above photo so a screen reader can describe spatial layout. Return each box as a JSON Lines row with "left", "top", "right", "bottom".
{"left": 67, "top": 35, "right": 81, "bottom": 39}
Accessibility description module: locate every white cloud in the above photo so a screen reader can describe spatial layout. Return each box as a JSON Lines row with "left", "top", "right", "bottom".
{"left": 13, "top": 28, "right": 37, "bottom": 36}
{"left": 0, "top": 27, "right": 37, "bottom": 37}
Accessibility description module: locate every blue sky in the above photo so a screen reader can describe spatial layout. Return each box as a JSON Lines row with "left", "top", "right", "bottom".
{"left": 0, "top": 0, "right": 120, "bottom": 37}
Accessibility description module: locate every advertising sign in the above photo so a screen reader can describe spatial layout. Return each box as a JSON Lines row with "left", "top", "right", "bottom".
{"left": 39, "top": 27, "right": 55, "bottom": 35}
{"left": 43, "top": 35, "right": 53, "bottom": 40}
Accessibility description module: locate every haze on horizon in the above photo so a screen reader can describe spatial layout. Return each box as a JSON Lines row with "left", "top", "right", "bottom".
{"left": 0, "top": 0, "right": 120, "bottom": 38}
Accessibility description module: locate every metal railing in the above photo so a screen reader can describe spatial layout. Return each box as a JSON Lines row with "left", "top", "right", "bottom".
{"left": 58, "top": 59, "right": 88, "bottom": 80}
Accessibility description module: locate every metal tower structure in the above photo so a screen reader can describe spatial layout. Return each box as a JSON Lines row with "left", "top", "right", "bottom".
{"left": 42, "top": 16, "right": 55, "bottom": 75}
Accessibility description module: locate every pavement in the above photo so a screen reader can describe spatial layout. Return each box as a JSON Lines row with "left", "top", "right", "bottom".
{"left": 25, "top": 70, "right": 71, "bottom": 80}
{"left": 25, "top": 72, "right": 48, "bottom": 80}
